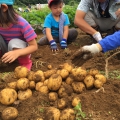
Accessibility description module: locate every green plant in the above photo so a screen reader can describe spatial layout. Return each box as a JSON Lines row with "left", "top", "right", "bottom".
{"left": 74, "top": 102, "right": 86, "bottom": 120}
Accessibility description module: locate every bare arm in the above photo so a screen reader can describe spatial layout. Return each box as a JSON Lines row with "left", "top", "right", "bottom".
{"left": 74, "top": 10, "right": 97, "bottom": 35}
{"left": 46, "top": 28, "right": 53, "bottom": 42}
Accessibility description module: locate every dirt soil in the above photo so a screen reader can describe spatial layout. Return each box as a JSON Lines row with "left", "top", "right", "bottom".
{"left": 0, "top": 29, "right": 120, "bottom": 120}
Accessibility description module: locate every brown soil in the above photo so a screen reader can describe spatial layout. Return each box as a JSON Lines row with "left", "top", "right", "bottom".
{"left": 0, "top": 29, "right": 120, "bottom": 120}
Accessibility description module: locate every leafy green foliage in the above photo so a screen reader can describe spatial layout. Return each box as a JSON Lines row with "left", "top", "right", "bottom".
{"left": 74, "top": 102, "right": 86, "bottom": 120}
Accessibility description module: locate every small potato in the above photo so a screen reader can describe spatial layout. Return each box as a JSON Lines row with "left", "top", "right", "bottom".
{"left": 48, "top": 92, "right": 58, "bottom": 102}
{"left": 17, "top": 78, "right": 29, "bottom": 90}
{"left": 7, "top": 82, "right": 17, "bottom": 90}
{"left": 29, "top": 81, "right": 36, "bottom": 89}
{"left": 45, "top": 107, "right": 60, "bottom": 120}
{"left": 0, "top": 88, "right": 17, "bottom": 105}
{"left": 2, "top": 107, "right": 18, "bottom": 120}
{"left": 65, "top": 75, "right": 74, "bottom": 85}
{"left": 44, "top": 69, "right": 57, "bottom": 79}
{"left": 14, "top": 66, "right": 29, "bottom": 79}
{"left": 72, "top": 97, "right": 81, "bottom": 107}
{"left": 37, "top": 86, "right": 49, "bottom": 94}
{"left": 47, "top": 64, "right": 52, "bottom": 69}
{"left": 89, "top": 68, "right": 99, "bottom": 76}
{"left": 47, "top": 74, "right": 62, "bottom": 91}
{"left": 27, "top": 71, "right": 35, "bottom": 81}
{"left": 35, "top": 82, "right": 44, "bottom": 91}
{"left": 60, "top": 108, "right": 75, "bottom": 120}
{"left": 84, "top": 75, "right": 95, "bottom": 89}
{"left": 33, "top": 70, "right": 45, "bottom": 82}
{"left": 71, "top": 67, "right": 87, "bottom": 82}
{"left": 18, "top": 89, "right": 32, "bottom": 100}
{"left": 72, "top": 82, "right": 85, "bottom": 93}
{"left": 57, "top": 98, "right": 67, "bottom": 109}
{"left": 59, "top": 69, "right": 69, "bottom": 79}
{"left": 94, "top": 79, "right": 103, "bottom": 89}
{"left": 95, "top": 74, "right": 107, "bottom": 84}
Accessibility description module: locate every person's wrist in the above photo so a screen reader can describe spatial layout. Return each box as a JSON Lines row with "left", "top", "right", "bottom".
{"left": 92, "top": 32, "right": 102, "bottom": 42}
{"left": 96, "top": 43, "right": 102, "bottom": 51}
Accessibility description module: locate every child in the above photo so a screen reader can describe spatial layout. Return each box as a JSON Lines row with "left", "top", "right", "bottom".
{"left": 0, "top": 0, "right": 38, "bottom": 70}
{"left": 71, "top": 30, "right": 120, "bottom": 59}
{"left": 38, "top": 0, "right": 78, "bottom": 51}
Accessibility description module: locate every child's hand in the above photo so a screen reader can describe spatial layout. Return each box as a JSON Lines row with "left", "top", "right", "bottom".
{"left": 49, "top": 40, "right": 58, "bottom": 52}
{"left": 60, "top": 38, "right": 67, "bottom": 49}
{"left": 2, "top": 51, "right": 19, "bottom": 63}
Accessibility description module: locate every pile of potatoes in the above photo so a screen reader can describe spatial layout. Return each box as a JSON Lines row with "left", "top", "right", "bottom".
{"left": 0, "top": 63, "right": 107, "bottom": 120}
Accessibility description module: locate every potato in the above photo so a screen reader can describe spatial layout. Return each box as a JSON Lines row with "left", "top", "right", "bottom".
{"left": 47, "top": 64, "right": 52, "bottom": 69}
{"left": 14, "top": 66, "right": 29, "bottom": 79}
{"left": 71, "top": 67, "right": 87, "bottom": 81}
{"left": 72, "top": 82, "right": 85, "bottom": 93}
{"left": 27, "top": 71, "right": 34, "bottom": 81}
{"left": 7, "top": 82, "right": 17, "bottom": 90}
{"left": 48, "top": 92, "right": 58, "bottom": 102}
{"left": 37, "top": 85, "right": 49, "bottom": 94}
{"left": 17, "top": 78, "right": 29, "bottom": 90}
{"left": 60, "top": 108, "right": 75, "bottom": 120}
{"left": 44, "top": 69, "right": 57, "bottom": 79}
{"left": 2, "top": 107, "right": 18, "bottom": 120}
{"left": 95, "top": 74, "right": 107, "bottom": 84}
{"left": 94, "top": 79, "right": 103, "bottom": 89}
{"left": 45, "top": 107, "right": 60, "bottom": 120}
{"left": 59, "top": 63, "right": 73, "bottom": 73}
{"left": 72, "top": 97, "right": 81, "bottom": 107}
{"left": 29, "top": 81, "right": 35, "bottom": 89}
{"left": 59, "top": 69, "right": 69, "bottom": 79}
{"left": 18, "top": 89, "right": 32, "bottom": 100}
{"left": 0, "top": 88, "right": 17, "bottom": 105}
{"left": 89, "top": 68, "right": 99, "bottom": 76}
{"left": 35, "top": 82, "right": 44, "bottom": 91}
{"left": 47, "top": 74, "right": 62, "bottom": 91}
{"left": 65, "top": 74, "right": 74, "bottom": 85}
{"left": 33, "top": 70, "right": 45, "bottom": 82}
{"left": 84, "top": 75, "right": 95, "bottom": 89}
{"left": 57, "top": 98, "right": 67, "bottom": 109}
{"left": 43, "top": 79, "right": 48, "bottom": 86}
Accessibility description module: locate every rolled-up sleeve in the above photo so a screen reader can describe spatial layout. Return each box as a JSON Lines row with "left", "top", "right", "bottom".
{"left": 77, "top": 0, "right": 92, "bottom": 13}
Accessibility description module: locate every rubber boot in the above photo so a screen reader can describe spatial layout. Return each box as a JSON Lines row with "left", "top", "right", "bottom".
{"left": 18, "top": 55, "right": 32, "bottom": 70}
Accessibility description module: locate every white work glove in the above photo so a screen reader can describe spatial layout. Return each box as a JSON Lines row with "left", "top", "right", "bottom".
{"left": 92, "top": 32, "right": 102, "bottom": 42}
{"left": 71, "top": 44, "right": 100, "bottom": 65}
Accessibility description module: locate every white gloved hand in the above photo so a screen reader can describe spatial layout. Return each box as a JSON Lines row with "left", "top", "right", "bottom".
{"left": 82, "top": 44, "right": 100, "bottom": 54}
{"left": 92, "top": 32, "right": 102, "bottom": 42}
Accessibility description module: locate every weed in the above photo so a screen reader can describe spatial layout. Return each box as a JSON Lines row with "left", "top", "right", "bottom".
{"left": 74, "top": 102, "right": 86, "bottom": 120}
{"left": 39, "top": 108, "right": 44, "bottom": 113}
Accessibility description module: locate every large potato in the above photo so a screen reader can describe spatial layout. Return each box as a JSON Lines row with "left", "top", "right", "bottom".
{"left": 84, "top": 75, "right": 95, "bottom": 89}
{"left": 94, "top": 79, "right": 103, "bottom": 89}
{"left": 47, "top": 74, "right": 62, "bottom": 91}
{"left": 33, "top": 70, "right": 45, "bottom": 82}
{"left": 59, "top": 69, "right": 69, "bottom": 79}
{"left": 65, "top": 74, "right": 74, "bottom": 85}
{"left": 72, "top": 82, "right": 85, "bottom": 93}
{"left": 89, "top": 68, "right": 99, "bottom": 76}
{"left": 71, "top": 67, "right": 87, "bottom": 81}
{"left": 0, "top": 88, "right": 17, "bottom": 105}
{"left": 29, "top": 81, "right": 36, "bottom": 89}
{"left": 44, "top": 69, "right": 57, "bottom": 79}
{"left": 35, "top": 82, "right": 44, "bottom": 91}
{"left": 2, "top": 107, "right": 18, "bottom": 120}
{"left": 16, "top": 78, "right": 29, "bottom": 90}
{"left": 37, "top": 85, "right": 49, "bottom": 94}
{"left": 95, "top": 74, "right": 107, "bottom": 84}
{"left": 45, "top": 107, "right": 60, "bottom": 120}
{"left": 18, "top": 89, "right": 32, "bottom": 100}
{"left": 60, "top": 108, "right": 75, "bottom": 120}
{"left": 14, "top": 66, "right": 29, "bottom": 79}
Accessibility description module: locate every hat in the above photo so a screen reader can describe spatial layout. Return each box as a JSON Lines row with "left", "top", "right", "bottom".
{"left": 48, "top": 0, "right": 55, "bottom": 6}
{"left": 0, "top": 0, "right": 15, "bottom": 5}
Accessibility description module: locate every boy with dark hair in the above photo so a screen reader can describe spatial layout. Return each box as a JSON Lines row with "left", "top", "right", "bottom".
{"left": 38, "top": 0, "right": 78, "bottom": 51}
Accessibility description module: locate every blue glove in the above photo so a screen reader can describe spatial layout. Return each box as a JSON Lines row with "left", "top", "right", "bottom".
{"left": 60, "top": 38, "right": 67, "bottom": 49}
{"left": 49, "top": 40, "right": 58, "bottom": 50}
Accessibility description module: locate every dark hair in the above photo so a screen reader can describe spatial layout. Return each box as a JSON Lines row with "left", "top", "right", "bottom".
{"left": 0, "top": 5, "right": 18, "bottom": 26}
{"left": 49, "top": 0, "right": 64, "bottom": 7}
